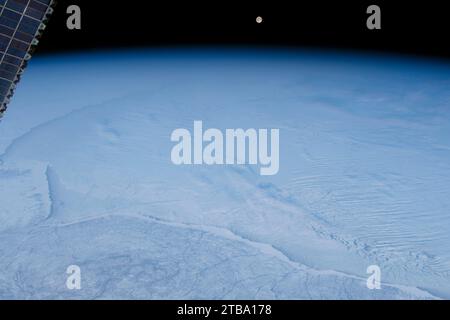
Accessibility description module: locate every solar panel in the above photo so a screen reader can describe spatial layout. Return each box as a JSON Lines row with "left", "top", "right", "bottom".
{"left": 0, "top": 0, "right": 55, "bottom": 118}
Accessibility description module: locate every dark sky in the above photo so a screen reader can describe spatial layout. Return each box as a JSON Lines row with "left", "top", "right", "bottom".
{"left": 38, "top": 0, "right": 450, "bottom": 60}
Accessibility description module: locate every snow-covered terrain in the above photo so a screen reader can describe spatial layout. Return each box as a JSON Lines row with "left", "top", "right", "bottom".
{"left": 0, "top": 49, "right": 450, "bottom": 299}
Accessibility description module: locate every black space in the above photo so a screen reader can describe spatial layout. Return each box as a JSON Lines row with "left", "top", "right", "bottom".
{"left": 38, "top": 0, "right": 450, "bottom": 60}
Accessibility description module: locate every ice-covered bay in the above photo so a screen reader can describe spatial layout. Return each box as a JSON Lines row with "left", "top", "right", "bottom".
{"left": 0, "top": 50, "right": 450, "bottom": 299}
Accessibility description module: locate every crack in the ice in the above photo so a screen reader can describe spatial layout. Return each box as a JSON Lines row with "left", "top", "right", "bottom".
{"left": 44, "top": 165, "right": 56, "bottom": 222}
{"left": 0, "top": 94, "right": 133, "bottom": 160}
{"left": 40, "top": 212, "right": 440, "bottom": 299}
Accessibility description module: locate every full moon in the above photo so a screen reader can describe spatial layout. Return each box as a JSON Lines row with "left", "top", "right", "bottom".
{"left": 256, "top": 16, "right": 263, "bottom": 24}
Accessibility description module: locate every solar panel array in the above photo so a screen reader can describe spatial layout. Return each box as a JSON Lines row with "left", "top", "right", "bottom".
{"left": 0, "top": 0, "right": 55, "bottom": 118}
